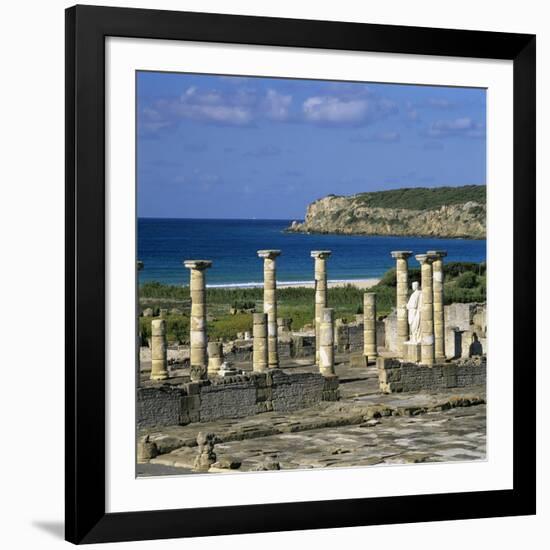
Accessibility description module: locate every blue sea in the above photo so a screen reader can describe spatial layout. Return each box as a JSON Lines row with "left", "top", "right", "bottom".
{"left": 138, "top": 218, "right": 486, "bottom": 287}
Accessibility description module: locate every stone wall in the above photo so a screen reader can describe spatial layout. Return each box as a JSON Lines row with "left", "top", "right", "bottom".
{"left": 137, "top": 369, "right": 340, "bottom": 428}
{"left": 140, "top": 345, "right": 188, "bottom": 364}
{"left": 444, "top": 302, "right": 487, "bottom": 359}
{"left": 291, "top": 333, "right": 316, "bottom": 358}
{"left": 383, "top": 303, "right": 486, "bottom": 358}
{"left": 336, "top": 319, "right": 385, "bottom": 354}
{"left": 377, "top": 356, "right": 486, "bottom": 394}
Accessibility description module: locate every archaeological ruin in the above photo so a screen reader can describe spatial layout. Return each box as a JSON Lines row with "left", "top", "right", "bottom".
{"left": 137, "top": 249, "right": 487, "bottom": 474}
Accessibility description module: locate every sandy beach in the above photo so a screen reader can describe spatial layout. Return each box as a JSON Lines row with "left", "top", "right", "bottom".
{"left": 206, "top": 278, "right": 380, "bottom": 290}
{"left": 280, "top": 278, "right": 380, "bottom": 289}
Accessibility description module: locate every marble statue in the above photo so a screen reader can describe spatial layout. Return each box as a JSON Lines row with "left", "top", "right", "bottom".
{"left": 406, "top": 281, "right": 423, "bottom": 344}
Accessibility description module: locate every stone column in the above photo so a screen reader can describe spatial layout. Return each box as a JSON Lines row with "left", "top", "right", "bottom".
{"left": 427, "top": 250, "right": 447, "bottom": 362}
{"left": 416, "top": 254, "right": 435, "bottom": 365}
{"left": 257, "top": 250, "right": 281, "bottom": 368}
{"left": 150, "top": 319, "right": 168, "bottom": 380}
{"left": 252, "top": 312, "right": 268, "bottom": 372}
{"left": 390, "top": 251, "right": 412, "bottom": 357}
{"left": 137, "top": 260, "right": 144, "bottom": 387}
{"left": 311, "top": 250, "right": 331, "bottom": 365}
{"left": 207, "top": 341, "right": 223, "bottom": 377}
{"left": 319, "top": 307, "right": 335, "bottom": 377}
{"left": 184, "top": 260, "right": 212, "bottom": 381}
{"left": 363, "top": 292, "right": 377, "bottom": 364}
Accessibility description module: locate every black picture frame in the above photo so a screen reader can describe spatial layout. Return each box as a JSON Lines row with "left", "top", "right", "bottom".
{"left": 65, "top": 4, "right": 536, "bottom": 544}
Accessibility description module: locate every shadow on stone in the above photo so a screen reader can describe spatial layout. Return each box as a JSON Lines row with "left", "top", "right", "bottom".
{"left": 469, "top": 332, "right": 483, "bottom": 356}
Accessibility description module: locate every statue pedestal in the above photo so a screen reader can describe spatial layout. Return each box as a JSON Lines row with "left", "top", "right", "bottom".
{"left": 404, "top": 342, "right": 421, "bottom": 363}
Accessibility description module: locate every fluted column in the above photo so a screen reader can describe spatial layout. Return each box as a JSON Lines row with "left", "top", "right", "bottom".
{"left": 184, "top": 260, "right": 212, "bottom": 381}
{"left": 311, "top": 250, "right": 331, "bottom": 365}
{"left": 390, "top": 251, "right": 412, "bottom": 357}
{"left": 427, "top": 250, "right": 447, "bottom": 362}
{"left": 416, "top": 254, "right": 435, "bottom": 365}
{"left": 253, "top": 312, "right": 268, "bottom": 372}
{"left": 257, "top": 250, "right": 281, "bottom": 368}
{"left": 319, "top": 307, "right": 335, "bottom": 377}
{"left": 150, "top": 319, "right": 168, "bottom": 380}
{"left": 363, "top": 292, "right": 377, "bottom": 364}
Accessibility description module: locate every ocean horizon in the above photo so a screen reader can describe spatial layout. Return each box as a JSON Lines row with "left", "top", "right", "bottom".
{"left": 137, "top": 218, "right": 487, "bottom": 287}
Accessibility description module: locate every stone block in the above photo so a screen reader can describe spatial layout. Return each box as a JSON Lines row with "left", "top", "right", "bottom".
{"left": 377, "top": 357, "right": 486, "bottom": 393}
{"left": 185, "top": 382, "right": 201, "bottom": 395}
{"left": 404, "top": 342, "right": 421, "bottom": 363}
{"left": 349, "top": 352, "right": 368, "bottom": 368}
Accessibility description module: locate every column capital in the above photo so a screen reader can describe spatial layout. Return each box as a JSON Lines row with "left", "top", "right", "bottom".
{"left": 257, "top": 249, "right": 281, "bottom": 259}
{"left": 415, "top": 253, "right": 434, "bottom": 265}
{"left": 184, "top": 260, "right": 212, "bottom": 270}
{"left": 426, "top": 250, "right": 448, "bottom": 259}
{"left": 311, "top": 250, "right": 332, "bottom": 259}
{"left": 391, "top": 250, "right": 413, "bottom": 259}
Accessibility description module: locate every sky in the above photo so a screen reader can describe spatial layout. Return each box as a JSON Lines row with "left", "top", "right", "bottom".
{"left": 137, "top": 72, "right": 486, "bottom": 220}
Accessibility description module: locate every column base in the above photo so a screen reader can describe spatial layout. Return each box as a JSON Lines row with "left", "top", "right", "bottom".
{"left": 349, "top": 353, "right": 368, "bottom": 368}
{"left": 320, "top": 368, "right": 336, "bottom": 377}
{"left": 404, "top": 342, "right": 421, "bottom": 363}
{"left": 150, "top": 372, "right": 169, "bottom": 381}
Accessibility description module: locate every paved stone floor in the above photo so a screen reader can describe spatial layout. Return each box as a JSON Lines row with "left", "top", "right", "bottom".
{"left": 146, "top": 404, "right": 485, "bottom": 474}
{"left": 139, "top": 359, "right": 486, "bottom": 476}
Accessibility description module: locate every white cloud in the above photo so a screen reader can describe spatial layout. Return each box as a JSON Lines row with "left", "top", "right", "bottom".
{"left": 140, "top": 84, "right": 397, "bottom": 133}
{"left": 262, "top": 89, "right": 292, "bottom": 121}
{"left": 140, "top": 107, "right": 177, "bottom": 137}
{"left": 426, "top": 117, "right": 485, "bottom": 138}
{"left": 303, "top": 96, "right": 368, "bottom": 124}
{"left": 163, "top": 86, "right": 254, "bottom": 126}
{"left": 302, "top": 92, "right": 396, "bottom": 126}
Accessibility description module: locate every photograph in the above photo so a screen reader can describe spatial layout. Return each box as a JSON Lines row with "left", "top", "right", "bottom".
{"left": 136, "top": 71, "right": 488, "bottom": 476}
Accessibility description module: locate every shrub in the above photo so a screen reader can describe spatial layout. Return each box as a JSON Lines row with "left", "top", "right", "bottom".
{"left": 454, "top": 271, "right": 478, "bottom": 289}
{"left": 353, "top": 185, "right": 486, "bottom": 211}
{"left": 209, "top": 313, "right": 252, "bottom": 341}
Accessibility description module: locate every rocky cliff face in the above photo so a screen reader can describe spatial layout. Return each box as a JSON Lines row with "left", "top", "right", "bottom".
{"left": 287, "top": 195, "right": 486, "bottom": 239}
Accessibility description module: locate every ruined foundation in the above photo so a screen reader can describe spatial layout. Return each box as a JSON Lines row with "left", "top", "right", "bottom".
{"left": 137, "top": 369, "right": 340, "bottom": 429}
{"left": 377, "top": 356, "right": 486, "bottom": 394}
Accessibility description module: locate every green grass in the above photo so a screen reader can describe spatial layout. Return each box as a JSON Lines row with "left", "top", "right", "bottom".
{"left": 349, "top": 185, "right": 486, "bottom": 211}
{"left": 138, "top": 261, "right": 486, "bottom": 343}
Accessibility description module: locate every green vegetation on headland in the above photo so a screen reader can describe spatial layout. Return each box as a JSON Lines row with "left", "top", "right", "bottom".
{"left": 350, "top": 185, "right": 486, "bottom": 211}
{"left": 138, "top": 262, "right": 486, "bottom": 344}
{"left": 287, "top": 185, "right": 486, "bottom": 239}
